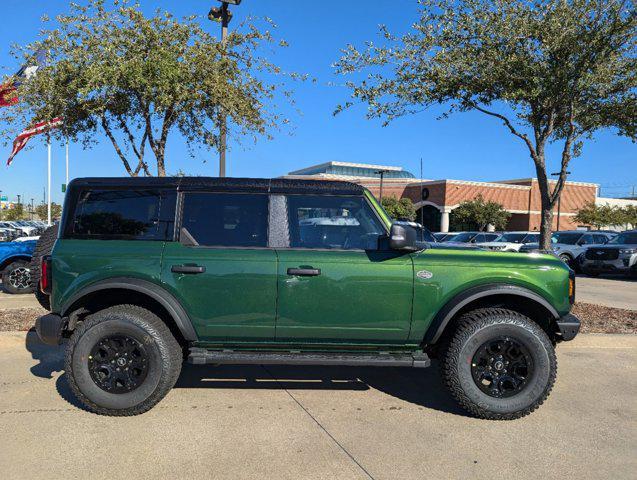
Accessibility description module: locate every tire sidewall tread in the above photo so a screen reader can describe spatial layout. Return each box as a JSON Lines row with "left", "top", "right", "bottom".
{"left": 64, "top": 304, "right": 182, "bottom": 416}
{"left": 440, "top": 307, "right": 557, "bottom": 420}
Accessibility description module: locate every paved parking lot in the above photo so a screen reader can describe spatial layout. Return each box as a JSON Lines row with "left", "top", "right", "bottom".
{"left": 576, "top": 275, "right": 636, "bottom": 311}
{"left": 0, "top": 331, "right": 635, "bottom": 480}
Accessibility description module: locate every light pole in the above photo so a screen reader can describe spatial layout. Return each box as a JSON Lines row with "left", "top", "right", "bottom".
{"left": 375, "top": 169, "right": 390, "bottom": 203}
{"left": 208, "top": 0, "right": 242, "bottom": 178}
{"left": 551, "top": 171, "right": 571, "bottom": 231}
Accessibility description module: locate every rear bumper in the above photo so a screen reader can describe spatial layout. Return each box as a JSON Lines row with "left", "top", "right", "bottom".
{"left": 35, "top": 313, "right": 65, "bottom": 346}
{"left": 556, "top": 313, "right": 580, "bottom": 341}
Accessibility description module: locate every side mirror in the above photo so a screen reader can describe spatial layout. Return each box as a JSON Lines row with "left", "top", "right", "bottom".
{"left": 389, "top": 223, "right": 418, "bottom": 251}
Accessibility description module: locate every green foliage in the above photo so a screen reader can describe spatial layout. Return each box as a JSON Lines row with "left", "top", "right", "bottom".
{"left": 575, "top": 202, "right": 637, "bottom": 228}
{"left": 1, "top": 0, "right": 303, "bottom": 176}
{"left": 1, "top": 204, "right": 25, "bottom": 221}
{"left": 335, "top": 0, "right": 636, "bottom": 248}
{"left": 35, "top": 202, "right": 62, "bottom": 221}
{"left": 381, "top": 196, "right": 417, "bottom": 221}
{"left": 450, "top": 195, "right": 511, "bottom": 231}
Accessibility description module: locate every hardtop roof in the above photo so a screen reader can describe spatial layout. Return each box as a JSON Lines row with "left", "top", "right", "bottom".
{"left": 67, "top": 176, "right": 365, "bottom": 196}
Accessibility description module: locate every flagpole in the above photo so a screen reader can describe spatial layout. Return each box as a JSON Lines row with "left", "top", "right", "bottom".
{"left": 65, "top": 139, "right": 69, "bottom": 186}
{"left": 47, "top": 141, "right": 51, "bottom": 225}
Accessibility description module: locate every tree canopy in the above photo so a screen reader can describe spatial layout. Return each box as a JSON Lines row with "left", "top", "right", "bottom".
{"left": 450, "top": 195, "right": 511, "bottom": 231}
{"left": 574, "top": 201, "right": 637, "bottom": 229}
{"left": 335, "top": 0, "right": 636, "bottom": 248}
{"left": 1, "top": 0, "right": 302, "bottom": 176}
{"left": 381, "top": 196, "right": 417, "bottom": 221}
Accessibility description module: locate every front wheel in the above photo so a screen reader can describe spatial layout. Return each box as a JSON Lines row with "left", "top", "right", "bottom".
{"left": 65, "top": 305, "right": 182, "bottom": 416}
{"left": 440, "top": 308, "right": 556, "bottom": 420}
{"left": 559, "top": 253, "right": 573, "bottom": 268}
{"left": 2, "top": 260, "right": 34, "bottom": 294}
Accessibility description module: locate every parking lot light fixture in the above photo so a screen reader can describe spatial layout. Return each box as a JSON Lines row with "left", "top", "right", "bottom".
{"left": 208, "top": 0, "right": 242, "bottom": 178}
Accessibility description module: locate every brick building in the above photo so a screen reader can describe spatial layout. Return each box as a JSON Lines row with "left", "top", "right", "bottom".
{"left": 285, "top": 161, "right": 608, "bottom": 232}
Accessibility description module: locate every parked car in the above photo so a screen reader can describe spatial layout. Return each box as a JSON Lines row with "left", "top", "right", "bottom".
{"left": 433, "top": 232, "right": 458, "bottom": 242}
{"left": 478, "top": 232, "right": 541, "bottom": 252}
{"left": 36, "top": 177, "right": 579, "bottom": 419}
{"left": 579, "top": 230, "right": 637, "bottom": 277}
{"left": 0, "top": 240, "right": 36, "bottom": 294}
{"left": 443, "top": 231, "right": 501, "bottom": 246}
{"left": 519, "top": 231, "right": 616, "bottom": 267}
{"left": 2, "top": 220, "right": 40, "bottom": 237}
{"left": 0, "top": 222, "right": 24, "bottom": 239}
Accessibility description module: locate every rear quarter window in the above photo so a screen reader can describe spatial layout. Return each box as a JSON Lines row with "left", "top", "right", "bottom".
{"left": 69, "top": 189, "right": 176, "bottom": 240}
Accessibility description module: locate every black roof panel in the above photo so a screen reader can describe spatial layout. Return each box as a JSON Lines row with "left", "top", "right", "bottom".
{"left": 68, "top": 177, "right": 364, "bottom": 195}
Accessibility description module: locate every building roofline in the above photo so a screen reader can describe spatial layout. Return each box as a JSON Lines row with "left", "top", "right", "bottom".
{"left": 288, "top": 161, "right": 404, "bottom": 175}
{"left": 495, "top": 178, "right": 599, "bottom": 187}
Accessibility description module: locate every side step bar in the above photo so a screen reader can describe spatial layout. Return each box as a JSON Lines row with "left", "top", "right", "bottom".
{"left": 188, "top": 348, "right": 431, "bottom": 368}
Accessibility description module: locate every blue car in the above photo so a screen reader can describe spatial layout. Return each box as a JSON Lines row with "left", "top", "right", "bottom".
{"left": 0, "top": 240, "right": 36, "bottom": 294}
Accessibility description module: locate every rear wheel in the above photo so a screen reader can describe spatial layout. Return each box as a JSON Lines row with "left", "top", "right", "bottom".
{"left": 65, "top": 305, "right": 182, "bottom": 416}
{"left": 2, "top": 260, "right": 34, "bottom": 294}
{"left": 29, "top": 224, "right": 59, "bottom": 310}
{"left": 440, "top": 308, "right": 556, "bottom": 420}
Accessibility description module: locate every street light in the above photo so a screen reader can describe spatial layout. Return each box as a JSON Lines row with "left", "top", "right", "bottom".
{"left": 208, "top": 0, "right": 242, "bottom": 178}
{"left": 375, "top": 169, "right": 390, "bottom": 202}
{"left": 551, "top": 171, "right": 571, "bottom": 231}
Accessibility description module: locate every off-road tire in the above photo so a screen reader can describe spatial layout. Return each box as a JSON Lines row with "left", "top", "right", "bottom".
{"left": 440, "top": 308, "right": 557, "bottom": 420}
{"left": 29, "top": 224, "right": 59, "bottom": 310}
{"left": 65, "top": 305, "right": 182, "bottom": 416}
{"left": 2, "top": 260, "right": 34, "bottom": 294}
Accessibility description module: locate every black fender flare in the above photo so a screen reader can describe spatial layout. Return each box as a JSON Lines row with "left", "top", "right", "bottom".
{"left": 60, "top": 277, "right": 198, "bottom": 341}
{"left": 0, "top": 255, "right": 32, "bottom": 273}
{"left": 424, "top": 283, "right": 560, "bottom": 344}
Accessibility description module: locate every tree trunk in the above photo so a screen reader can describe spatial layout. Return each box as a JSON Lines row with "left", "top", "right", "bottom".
{"left": 540, "top": 206, "right": 554, "bottom": 251}
{"left": 156, "top": 153, "right": 166, "bottom": 177}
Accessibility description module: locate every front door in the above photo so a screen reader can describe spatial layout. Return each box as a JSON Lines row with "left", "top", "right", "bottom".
{"left": 161, "top": 192, "right": 277, "bottom": 343}
{"left": 275, "top": 194, "right": 414, "bottom": 345}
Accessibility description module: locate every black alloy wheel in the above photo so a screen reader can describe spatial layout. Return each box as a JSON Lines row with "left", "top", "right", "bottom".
{"left": 471, "top": 336, "right": 533, "bottom": 398}
{"left": 88, "top": 335, "right": 149, "bottom": 394}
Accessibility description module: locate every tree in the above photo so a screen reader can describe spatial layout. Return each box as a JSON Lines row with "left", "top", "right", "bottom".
{"left": 620, "top": 205, "right": 637, "bottom": 229}
{"left": 2, "top": 204, "right": 25, "bottom": 221}
{"left": 35, "top": 203, "right": 63, "bottom": 221}
{"left": 1, "top": 0, "right": 301, "bottom": 176}
{"left": 450, "top": 195, "right": 511, "bottom": 231}
{"left": 381, "top": 196, "right": 417, "bottom": 221}
{"left": 334, "top": 0, "right": 636, "bottom": 249}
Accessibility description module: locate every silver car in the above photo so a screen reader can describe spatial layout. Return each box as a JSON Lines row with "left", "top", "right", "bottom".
{"left": 520, "top": 231, "right": 615, "bottom": 267}
{"left": 580, "top": 230, "right": 637, "bottom": 277}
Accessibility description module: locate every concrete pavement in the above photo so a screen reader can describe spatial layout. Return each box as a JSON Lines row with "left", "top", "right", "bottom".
{"left": 576, "top": 275, "right": 637, "bottom": 311}
{"left": 0, "top": 331, "right": 635, "bottom": 480}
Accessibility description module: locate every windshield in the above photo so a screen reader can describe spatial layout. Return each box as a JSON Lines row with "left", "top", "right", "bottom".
{"left": 608, "top": 232, "right": 637, "bottom": 245}
{"left": 551, "top": 232, "right": 582, "bottom": 245}
{"left": 496, "top": 233, "right": 527, "bottom": 243}
{"left": 438, "top": 233, "right": 458, "bottom": 242}
{"left": 450, "top": 232, "right": 477, "bottom": 243}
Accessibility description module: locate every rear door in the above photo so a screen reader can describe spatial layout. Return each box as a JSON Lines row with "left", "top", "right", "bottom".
{"left": 274, "top": 194, "right": 414, "bottom": 345}
{"left": 161, "top": 192, "right": 278, "bottom": 343}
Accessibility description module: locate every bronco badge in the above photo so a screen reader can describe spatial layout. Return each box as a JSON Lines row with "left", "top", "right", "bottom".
{"left": 416, "top": 270, "right": 433, "bottom": 280}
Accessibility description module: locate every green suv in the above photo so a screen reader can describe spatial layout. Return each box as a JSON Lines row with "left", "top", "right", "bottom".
{"left": 35, "top": 177, "right": 579, "bottom": 419}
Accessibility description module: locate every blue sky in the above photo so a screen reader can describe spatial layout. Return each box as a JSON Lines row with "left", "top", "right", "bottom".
{"left": 0, "top": 0, "right": 635, "bottom": 205}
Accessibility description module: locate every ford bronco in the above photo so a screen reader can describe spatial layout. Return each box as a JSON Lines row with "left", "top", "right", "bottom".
{"left": 35, "top": 177, "right": 579, "bottom": 419}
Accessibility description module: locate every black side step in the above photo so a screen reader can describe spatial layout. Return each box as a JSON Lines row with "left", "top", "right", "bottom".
{"left": 188, "top": 348, "right": 431, "bottom": 368}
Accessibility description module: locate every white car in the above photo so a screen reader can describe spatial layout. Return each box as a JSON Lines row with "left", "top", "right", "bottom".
{"left": 3, "top": 221, "right": 39, "bottom": 237}
{"left": 477, "top": 232, "right": 541, "bottom": 252}
{"left": 14, "top": 235, "right": 40, "bottom": 242}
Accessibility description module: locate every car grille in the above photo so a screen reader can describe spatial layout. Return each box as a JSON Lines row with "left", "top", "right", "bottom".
{"left": 585, "top": 248, "right": 619, "bottom": 260}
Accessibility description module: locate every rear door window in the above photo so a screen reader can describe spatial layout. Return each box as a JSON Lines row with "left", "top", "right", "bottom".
{"left": 181, "top": 193, "right": 269, "bottom": 247}
{"left": 71, "top": 189, "right": 175, "bottom": 240}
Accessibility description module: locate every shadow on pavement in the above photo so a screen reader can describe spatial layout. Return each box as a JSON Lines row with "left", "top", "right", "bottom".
{"left": 25, "top": 331, "right": 466, "bottom": 417}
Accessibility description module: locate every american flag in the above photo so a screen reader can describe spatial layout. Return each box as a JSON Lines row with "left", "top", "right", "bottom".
{"left": 7, "top": 117, "right": 63, "bottom": 166}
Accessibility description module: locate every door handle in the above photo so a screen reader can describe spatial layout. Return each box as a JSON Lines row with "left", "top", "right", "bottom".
{"left": 171, "top": 264, "right": 206, "bottom": 274}
{"left": 287, "top": 268, "right": 321, "bottom": 277}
